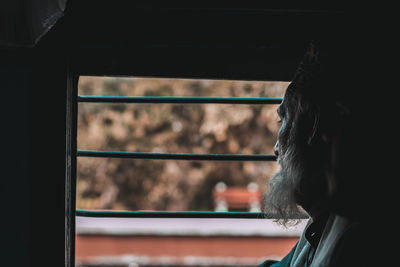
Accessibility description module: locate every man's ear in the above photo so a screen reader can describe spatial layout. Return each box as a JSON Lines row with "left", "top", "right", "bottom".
{"left": 307, "top": 113, "right": 320, "bottom": 145}
{"left": 321, "top": 132, "right": 332, "bottom": 143}
{"left": 320, "top": 124, "right": 339, "bottom": 145}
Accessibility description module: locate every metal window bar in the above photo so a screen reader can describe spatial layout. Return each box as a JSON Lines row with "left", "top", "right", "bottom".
{"left": 76, "top": 95, "right": 284, "bottom": 219}
{"left": 76, "top": 210, "right": 309, "bottom": 219}
{"left": 78, "top": 95, "right": 282, "bottom": 104}
{"left": 77, "top": 150, "right": 277, "bottom": 161}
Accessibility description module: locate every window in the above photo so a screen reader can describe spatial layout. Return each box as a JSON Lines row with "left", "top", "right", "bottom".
{"left": 72, "top": 77, "right": 307, "bottom": 266}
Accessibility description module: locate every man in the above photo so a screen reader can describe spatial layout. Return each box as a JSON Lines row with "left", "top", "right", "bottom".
{"left": 259, "top": 39, "right": 377, "bottom": 266}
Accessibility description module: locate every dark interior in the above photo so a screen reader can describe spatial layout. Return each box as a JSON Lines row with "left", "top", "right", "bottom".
{"left": 2, "top": 2, "right": 387, "bottom": 266}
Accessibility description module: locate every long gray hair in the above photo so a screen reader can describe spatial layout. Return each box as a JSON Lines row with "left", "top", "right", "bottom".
{"left": 263, "top": 39, "right": 349, "bottom": 225}
{"left": 263, "top": 86, "right": 331, "bottom": 226}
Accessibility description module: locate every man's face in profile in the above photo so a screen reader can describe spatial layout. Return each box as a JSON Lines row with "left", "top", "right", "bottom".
{"left": 274, "top": 99, "right": 289, "bottom": 167}
{"left": 264, "top": 86, "right": 329, "bottom": 223}
{"left": 264, "top": 90, "right": 305, "bottom": 223}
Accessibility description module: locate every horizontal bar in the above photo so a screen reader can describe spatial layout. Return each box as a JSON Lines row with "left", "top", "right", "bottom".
{"left": 76, "top": 210, "right": 309, "bottom": 219}
{"left": 76, "top": 210, "right": 266, "bottom": 219}
{"left": 78, "top": 96, "right": 282, "bottom": 104}
{"left": 77, "top": 150, "right": 277, "bottom": 161}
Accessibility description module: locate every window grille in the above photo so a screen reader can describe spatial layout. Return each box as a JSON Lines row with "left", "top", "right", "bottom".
{"left": 74, "top": 93, "right": 283, "bottom": 219}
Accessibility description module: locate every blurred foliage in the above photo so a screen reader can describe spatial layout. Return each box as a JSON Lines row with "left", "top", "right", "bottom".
{"left": 76, "top": 77, "right": 288, "bottom": 211}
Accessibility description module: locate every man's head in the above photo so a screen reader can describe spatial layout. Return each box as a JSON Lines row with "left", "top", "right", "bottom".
{"left": 264, "top": 86, "right": 331, "bottom": 224}
{"left": 264, "top": 40, "right": 350, "bottom": 225}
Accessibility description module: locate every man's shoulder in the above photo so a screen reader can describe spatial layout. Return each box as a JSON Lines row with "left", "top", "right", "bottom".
{"left": 257, "top": 260, "right": 279, "bottom": 267}
{"left": 313, "top": 214, "right": 366, "bottom": 266}
{"left": 258, "top": 241, "right": 299, "bottom": 267}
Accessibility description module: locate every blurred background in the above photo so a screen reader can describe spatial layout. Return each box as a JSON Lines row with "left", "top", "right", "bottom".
{"left": 75, "top": 77, "right": 305, "bottom": 267}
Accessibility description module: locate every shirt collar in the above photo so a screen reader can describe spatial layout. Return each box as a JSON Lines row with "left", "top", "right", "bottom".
{"left": 304, "top": 212, "right": 330, "bottom": 248}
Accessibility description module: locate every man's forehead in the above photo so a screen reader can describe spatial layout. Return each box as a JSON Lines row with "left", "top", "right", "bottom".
{"left": 277, "top": 103, "right": 284, "bottom": 116}
{"left": 279, "top": 84, "right": 297, "bottom": 116}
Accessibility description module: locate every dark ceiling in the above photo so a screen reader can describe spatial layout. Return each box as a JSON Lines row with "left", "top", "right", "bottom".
{"left": 41, "top": 1, "right": 345, "bottom": 81}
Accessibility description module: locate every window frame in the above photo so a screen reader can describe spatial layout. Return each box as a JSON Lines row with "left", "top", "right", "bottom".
{"left": 69, "top": 76, "right": 311, "bottom": 266}
{"left": 64, "top": 4, "right": 343, "bottom": 265}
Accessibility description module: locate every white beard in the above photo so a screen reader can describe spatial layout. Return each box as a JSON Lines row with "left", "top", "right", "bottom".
{"left": 263, "top": 158, "right": 306, "bottom": 226}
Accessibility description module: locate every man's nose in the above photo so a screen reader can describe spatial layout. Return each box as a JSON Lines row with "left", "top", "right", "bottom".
{"left": 274, "top": 141, "right": 279, "bottom": 157}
